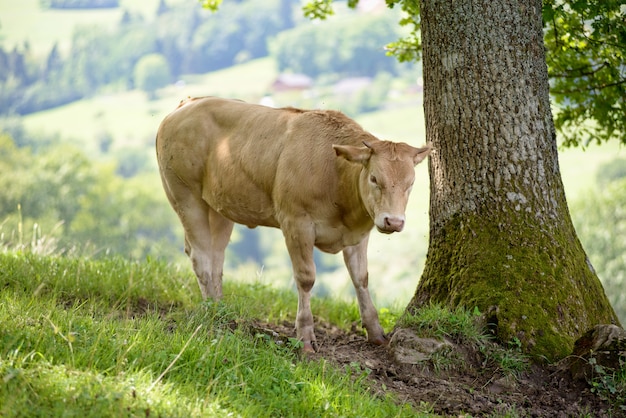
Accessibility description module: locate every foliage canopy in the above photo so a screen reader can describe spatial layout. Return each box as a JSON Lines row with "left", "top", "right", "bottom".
{"left": 270, "top": 14, "right": 401, "bottom": 78}
{"left": 133, "top": 53, "right": 171, "bottom": 98}
{"left": 299, "top": 0, "right": 626, "bottom": 147}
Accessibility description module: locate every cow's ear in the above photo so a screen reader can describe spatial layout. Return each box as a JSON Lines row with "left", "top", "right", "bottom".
{"left": 333, "top": 144, "right": 372, "bottom": 164}
{"left": 412, "top": 143, "right": 433, "bottom": 165}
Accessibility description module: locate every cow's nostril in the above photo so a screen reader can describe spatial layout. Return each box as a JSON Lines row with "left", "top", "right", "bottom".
{"left": 384, "top": 217, "right": 404, "bottom": 231}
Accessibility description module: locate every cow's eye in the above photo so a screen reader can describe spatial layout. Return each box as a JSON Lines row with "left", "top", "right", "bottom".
{"left": 369, "top": 175, "right": 377, "bottom": 185}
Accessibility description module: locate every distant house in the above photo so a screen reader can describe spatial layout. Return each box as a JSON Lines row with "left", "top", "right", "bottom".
{"left": 271, "top": 74, "right": 313, "bottom": 92}
{"left": 333, "top": 77, "right": 372, "bottom": 96}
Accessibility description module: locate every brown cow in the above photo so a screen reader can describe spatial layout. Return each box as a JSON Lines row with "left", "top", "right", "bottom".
{"left": 156, "top": 97, "right": 431, "bottom": 352}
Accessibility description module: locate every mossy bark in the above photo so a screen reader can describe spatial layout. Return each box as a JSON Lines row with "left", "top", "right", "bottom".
{"left": 408, "top": 0, "right": 620, "bottom": 361}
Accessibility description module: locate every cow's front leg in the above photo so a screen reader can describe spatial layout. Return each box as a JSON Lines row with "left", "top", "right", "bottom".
{"left": 343, "top": 234, "right": 387, "bottom": 346}
{"left": 282, "top": 219, "right": 317, "bottom": 353}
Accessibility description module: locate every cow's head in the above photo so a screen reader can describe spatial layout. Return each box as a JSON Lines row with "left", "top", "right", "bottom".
{"left": 333, "top": 141, "right": 432, "bottom": 234}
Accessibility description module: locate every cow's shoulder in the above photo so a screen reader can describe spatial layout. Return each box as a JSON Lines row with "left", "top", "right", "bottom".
{"left": 285, "top": 109, "right": 374, "bottom": 146}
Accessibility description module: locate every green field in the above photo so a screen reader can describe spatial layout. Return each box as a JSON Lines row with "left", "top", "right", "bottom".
{"left": 0, "top": 0, "right": 163, "bottom": 54}
{"left": 21, "top": 57, "right": 278, "bottom": 155}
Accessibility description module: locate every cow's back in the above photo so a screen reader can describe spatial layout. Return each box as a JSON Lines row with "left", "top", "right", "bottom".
{"left": 156, "top": 96, "right": 372, "bottom": 234}
{"left": 157, "top": 97, "right": 285, "bottom": 190}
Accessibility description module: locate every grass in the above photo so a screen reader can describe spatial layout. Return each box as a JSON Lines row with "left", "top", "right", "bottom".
{"left": 0, "top": 252, "right": 423, "bottom": 417}
{"left": 588, "top": 355, "right": 626, "bottom": 414}
{"left": 400, "top": 304, "right": 484, "bottom": 345}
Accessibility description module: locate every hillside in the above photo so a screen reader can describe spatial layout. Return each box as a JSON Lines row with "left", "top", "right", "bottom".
{"left": 0, "top": 253, "right": 621, "bottom": 417}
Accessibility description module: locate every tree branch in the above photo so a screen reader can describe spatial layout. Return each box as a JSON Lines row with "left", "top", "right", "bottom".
{"left": 549, "top": 61, "right": 609, "bottom": 78}
{"left": 551, "top": 78, "right": 626, "bottom": 95}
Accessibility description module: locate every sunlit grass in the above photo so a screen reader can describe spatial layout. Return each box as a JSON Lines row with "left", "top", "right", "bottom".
{"left": 0, "top": 252, "right": 423, "bottom": 417}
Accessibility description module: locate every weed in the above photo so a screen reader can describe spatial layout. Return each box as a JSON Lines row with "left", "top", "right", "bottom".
{"left": 429, "top": 346, "right": 463, "bottom": 372}
{"left": 480, "top": 344, "right": 529, "bottom": 379}
{"left": 379, "top": 306, "right": 400, "bottom": 333}
{"left": 400, "top": 303, "right": 484, "bottom": 345}
{"left": 588, "top": 355, "right": 626, "bottom": 414}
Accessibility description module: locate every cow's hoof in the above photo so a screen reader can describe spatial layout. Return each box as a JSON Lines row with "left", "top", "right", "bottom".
{"left": 302, "top": 341, "right": 317, "bottom": 353}
{"left": 369, "top": 334, "right": 389, "bottom": 347}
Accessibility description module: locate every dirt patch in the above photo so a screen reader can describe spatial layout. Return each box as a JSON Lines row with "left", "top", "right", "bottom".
{"left": 255, "top": 320, "right": 615, "bottom": 417}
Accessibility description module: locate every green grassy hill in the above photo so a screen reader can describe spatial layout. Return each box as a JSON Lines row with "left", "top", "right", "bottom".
{"left": 21, "top": 57, "right": 278, "bottom": 157}
{"left": 0, "top": 252, "right": 421, "bottom": 417}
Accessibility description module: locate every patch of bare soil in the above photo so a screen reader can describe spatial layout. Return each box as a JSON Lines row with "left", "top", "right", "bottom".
{"left": 256, "top": 320, "right": 615, "bottom": 417}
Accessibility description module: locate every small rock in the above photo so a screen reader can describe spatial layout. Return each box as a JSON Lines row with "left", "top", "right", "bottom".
{"left": 488, "top": 376, "right": 517, "bottom": 394}
{"left": 560, "top": 324, "right": 626, "bottom": 381}
{"left": 389, "top": 327, "right": 454, "bottom": 365}
{"left": 572, "top": 324, "right": 626, "bottom": 355}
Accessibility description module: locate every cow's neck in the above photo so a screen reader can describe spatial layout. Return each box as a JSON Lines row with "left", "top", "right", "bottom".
{"left": 338, "top": 164, "right": 374, "bottom": 231}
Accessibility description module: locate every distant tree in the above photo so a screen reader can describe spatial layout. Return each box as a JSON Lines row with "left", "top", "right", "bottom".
{"left": 133, "top": 53, "right": 171, "bottom": 99}
{"left": 156, "top": 0, "right": 169, "bottom": 15}
{"left": 113, "top": 30, "right": 158, "bottom": 88}
{"left": 69, "top": 171, "right": 182, "bottom": 260}
{"left": 271, "top": 14, "right": 400, "bottom": 78}
{"left": 43, "top": 43, "right": 63, "bottom": 82}
{"left": 115, "top": 148, "right": 152, "bottom": 178}
{"left": 120, "top": 9, "right": 133, "bottom": 25}
{"left": 0, "top": 134, "right": 182, "bottom": 260}
{"left": 154, "top": 3, "right": 201, "bottom": 76}
{"left": 357, "top": 72, "right": 393, "bottom": 113}
{"left": 40, "top": 0, "right": 119, "bottom": 9}
{"left": 595, "top": 157, "right": 626, "bottom": 187}
{"left": 0, "top": 135, "right": 95, "bottom": 233}
{"left": 189, "top": 0, "right": 290, "bottom": 73}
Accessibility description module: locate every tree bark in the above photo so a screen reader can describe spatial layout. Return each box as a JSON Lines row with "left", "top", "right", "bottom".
{"left": 407, "top": 0, "right": 620, "bottom": 361}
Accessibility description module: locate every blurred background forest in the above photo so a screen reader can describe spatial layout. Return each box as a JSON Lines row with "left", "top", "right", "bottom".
{"left": 0, "top": 0, "right": 624, "bottom": 322}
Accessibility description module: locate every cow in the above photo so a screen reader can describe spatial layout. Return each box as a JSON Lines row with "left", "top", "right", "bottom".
{"left": 156, "top": 97, "right": 431, "bottom": 352}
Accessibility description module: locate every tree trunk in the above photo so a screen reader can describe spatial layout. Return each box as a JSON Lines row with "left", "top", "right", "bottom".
{"left": 407, "top": 0, "right": 620, "bottom": 361}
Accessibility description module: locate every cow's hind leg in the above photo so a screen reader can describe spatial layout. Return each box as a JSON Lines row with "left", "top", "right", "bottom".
{"left": 161, "top": 173, "right": 233, "bottom": 299}
{"left": 182, "top": 205, "right": 234, "bottom": 299}
{"left": 204, "top": 207, "right": 234, "bottom": 298}
{"left": 183, "top": 205, "right": 233, "bottom": 300}
{"left": 343, "top": 235, "right": 387, "bottom": 346}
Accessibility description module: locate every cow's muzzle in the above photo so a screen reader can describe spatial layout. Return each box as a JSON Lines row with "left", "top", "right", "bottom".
{"left": 376, "top": 214, "right": 405, "bottom": 234}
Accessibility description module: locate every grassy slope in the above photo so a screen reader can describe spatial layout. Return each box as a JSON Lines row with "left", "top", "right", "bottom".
{"left": 0, "top": 253, "right": 423, "bottom": 417}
